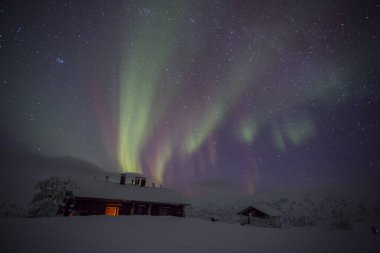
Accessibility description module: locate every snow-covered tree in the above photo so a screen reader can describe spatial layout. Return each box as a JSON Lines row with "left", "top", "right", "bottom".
{"left": 27, "top": 176, "right": 77, "bottom": 217}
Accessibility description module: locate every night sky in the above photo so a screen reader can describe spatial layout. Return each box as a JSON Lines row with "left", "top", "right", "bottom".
{"left": 1, "top": 0, "right": 379, "bottom": 194}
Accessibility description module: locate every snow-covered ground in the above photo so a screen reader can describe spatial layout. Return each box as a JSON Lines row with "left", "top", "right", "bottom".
{"left": 1, "top": 216, "right": 379, "bottom": 253}
{"left": 1, "top": 153, "right": 379, "bottom": 252}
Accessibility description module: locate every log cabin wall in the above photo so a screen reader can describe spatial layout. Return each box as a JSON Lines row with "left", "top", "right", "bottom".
{"left": 77, "top": 198, "right": 107, "bottom": 215}
{"left": 64, "top": 197, "right": 186, "bottom": 217}
{"left": 119, "top": 203, "right": 133, "bottom": 215}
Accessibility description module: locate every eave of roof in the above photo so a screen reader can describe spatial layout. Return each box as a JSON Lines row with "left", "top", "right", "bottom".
{"left": 237, "top": 204, "right": 282, "bottom": 217}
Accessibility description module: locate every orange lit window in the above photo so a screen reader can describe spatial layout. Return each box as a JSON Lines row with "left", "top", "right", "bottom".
{"left": 105, "top": 206, "right": 119, "bottom": 216}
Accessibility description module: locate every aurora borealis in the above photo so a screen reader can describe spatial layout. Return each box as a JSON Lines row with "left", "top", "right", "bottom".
{"left": 1, "top": 0, "right": 379, "bottom": 194}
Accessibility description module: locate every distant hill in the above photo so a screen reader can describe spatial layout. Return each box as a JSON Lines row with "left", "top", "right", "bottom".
{"left": 0, "top": 151, "right": 105, "bottom": 206}
{"left": 0, "top": 151, "right": 104, "bottom": 177}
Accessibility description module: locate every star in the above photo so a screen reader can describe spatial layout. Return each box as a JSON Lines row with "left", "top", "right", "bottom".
{"left": 56, "top": 57, "right": 65, "bottom": 64}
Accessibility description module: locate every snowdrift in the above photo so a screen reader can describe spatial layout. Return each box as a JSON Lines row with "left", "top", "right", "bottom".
{"left": 1, "top": 216, "right": 379, "bottom": 253}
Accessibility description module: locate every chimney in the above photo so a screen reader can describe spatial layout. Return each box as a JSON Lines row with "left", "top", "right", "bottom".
{"left": 132, "top": 176, "right": 147, "bottom": 187}
{"left": 120, "top": 173, "right": 126, "bottom": 185}
{"left": 140, "top": 178, "right": 146, "bottom": 187}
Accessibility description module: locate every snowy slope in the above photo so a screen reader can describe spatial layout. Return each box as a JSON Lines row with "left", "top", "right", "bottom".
{"left": 1, "top": 216, "right": 379, "bottom": 253}
{"left": 0, "top": 151, "right": 104, "bottom": 207}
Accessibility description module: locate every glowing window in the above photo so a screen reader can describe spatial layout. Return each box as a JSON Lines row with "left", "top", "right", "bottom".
{"left": 105, "top": 206, "right": 119, "bottom": 216}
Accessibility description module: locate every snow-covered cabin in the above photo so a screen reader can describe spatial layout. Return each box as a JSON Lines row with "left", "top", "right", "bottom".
{"left": 62, "top": 173, "right": 189, "bottom": 217}
{"left": 237, "top": 204, "right": 282, "bottom": 228}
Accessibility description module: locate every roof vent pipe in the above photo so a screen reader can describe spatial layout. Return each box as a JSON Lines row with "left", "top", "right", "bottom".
{"left": 120, "top": 174, "right": 126, "bottom": 185}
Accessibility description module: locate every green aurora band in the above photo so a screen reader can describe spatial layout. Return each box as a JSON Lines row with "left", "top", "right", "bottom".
{"left": 118, "top": 3, "right": 178, "bottom": 173}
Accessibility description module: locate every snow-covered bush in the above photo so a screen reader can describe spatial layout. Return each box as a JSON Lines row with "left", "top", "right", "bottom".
{"left": 284, "top": 215, "right": 316, "bottom": 227}
{"left": 373, "top": 202, "right": 380, "bottom": 216}
{"left": 330, "top": 218, "right": 353, "bottom": 230}
{"left": 0, "top": 202, "right": 26, "bottom": 217}
{"left": 27, "top": 176, "right": 77, "bottom": 217}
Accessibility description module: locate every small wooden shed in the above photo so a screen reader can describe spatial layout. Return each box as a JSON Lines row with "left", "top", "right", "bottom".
{"left": 237, "top": 204, "right": 282, "bottom": 228}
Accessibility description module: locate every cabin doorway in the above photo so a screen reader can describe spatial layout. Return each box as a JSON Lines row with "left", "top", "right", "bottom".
{"left": 159, "top": 207, "right": 171, "bottom": 216}
{"left": 135, "top": 204, "right": 149, "bottom": 215}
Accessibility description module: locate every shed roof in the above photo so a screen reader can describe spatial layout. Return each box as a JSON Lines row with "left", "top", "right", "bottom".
{"left": 72, "top": 179, "right": 190, "bottom": 205}
{"left": 237, "top": 203, "right": 282, "bottom": 217}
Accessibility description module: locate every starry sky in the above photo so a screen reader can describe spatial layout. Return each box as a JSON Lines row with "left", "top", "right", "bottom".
{"left": 1, "top": 0, "right": 379, "bottom": 194}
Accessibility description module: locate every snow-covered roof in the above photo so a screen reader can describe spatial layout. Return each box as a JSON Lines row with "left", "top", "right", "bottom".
{"left": 238, "top": 203, "right": 282, "bottom": 217}
{"left": 72, "top": 179, "right": 189, "bottom": 205}
{"left": 95, "top": 172, "right": 145, "bottom": 180}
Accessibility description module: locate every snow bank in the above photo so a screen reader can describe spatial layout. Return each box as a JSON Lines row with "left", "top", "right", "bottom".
{"left": 0, "top": 216, "right": 379, "bottom": 253}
